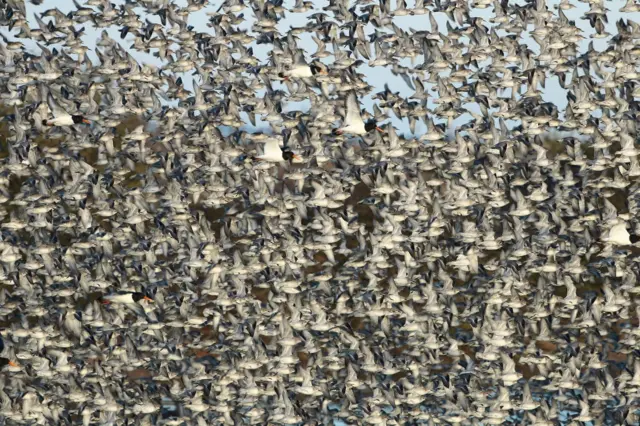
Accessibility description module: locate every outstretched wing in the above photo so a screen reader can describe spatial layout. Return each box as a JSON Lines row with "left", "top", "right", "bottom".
{"left": 345, "top": 92, "right": 365, "bottom": 127}
{"left": 262, "top": 139, "right": 282, "bottom": 160}
{"left": 47, "top": 93, "right": 69, "bottom": 118}
{"left": 292, "top": 49, "right": 308, "bottom": 67}
{"left": 193, "top": 79, "right": 205, "bottom": 104}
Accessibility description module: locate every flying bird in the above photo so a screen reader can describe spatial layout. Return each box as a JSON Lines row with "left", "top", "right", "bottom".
{"left": 42, "top": 93, "right": 90, "bottom": 126}
{"left": 256, "top": 138, "right": 302, "bottom": 163}
{"left": 101, "top": 292, "right": 153, "bottom": 305}
{"left": 333, "top": 92, "right": 383, "bottom": 136}
{"left": 278, "top": 51, "right": 328, "bottom": 80}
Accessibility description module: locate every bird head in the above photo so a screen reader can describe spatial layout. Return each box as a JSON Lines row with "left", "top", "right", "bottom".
{"left": 282, "top": 150, "right": 302, "bottom": 163}
{"left": 365, "top": 120, "right": 384, "bottom": 133}
{"left": 133, "top": 292, "right": 154, "bottom": 303}
{"left": 72, "top": 115, "right": 91, "bottom": 124}
{"left": 0, "top": 358, "right": 18, "bottom": 369}
{"left": 310, "top": 62, "right": 328, "bottom": 76}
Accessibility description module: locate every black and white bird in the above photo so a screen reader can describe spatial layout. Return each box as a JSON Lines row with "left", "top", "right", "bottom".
{"left": 101, "top": 292, "right": 153, "bottom": 305}
{"left": 42, "top": 93, "right": 90, "bottom": 126}
{"left": 278, "top": 52, "right": 328, "bottom": 80}
{"left": 256, "top": 138, "right": 302, "bottom": 163}
{"left": 101, "top": 292, "right": 154, "bottom": 318}
{"left": 333, "top": 92, "right": 383, "bottom": 136}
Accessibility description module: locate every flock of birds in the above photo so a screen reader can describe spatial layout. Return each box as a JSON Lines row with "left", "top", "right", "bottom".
{"left": 1, "top": 0, "right": 640, "bottom": 424}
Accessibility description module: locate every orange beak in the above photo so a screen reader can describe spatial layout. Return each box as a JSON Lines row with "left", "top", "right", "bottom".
{"left": 143, "top": 296, "right": 153, "bottom": 302}
{"left": 376, "top": 127, "right": 384, "bottom": 133}
{"left": 82, "top": 118, "right": 91, "bottom": 124}
{"left": 8, "top": 361, "right": 18, "bottom": 368}
{"left": 293, "top": 154, "right": 302, "bottom": 161}
{"left": 101, "top": 299, "right": 111, "bottom": 305}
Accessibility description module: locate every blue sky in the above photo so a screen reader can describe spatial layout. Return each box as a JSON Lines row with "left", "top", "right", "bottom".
{"left": 13, "top": 0, "right": 640, "bottom": 137}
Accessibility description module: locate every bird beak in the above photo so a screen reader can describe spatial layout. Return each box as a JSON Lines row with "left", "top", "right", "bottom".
{"left": 143, "top": 296, "right": 153, "bottom": 302}
{"left": 82, "top": 118, "right": 91, "bottom": 124}
{"left": 376, "top": 127, "right": 384, "bottom": 133}
{"left": 101, "top": 299, "right": 111, "bottom": 305}
{"left": 293, "top": 154, "right": 302, "bottom": 161}
{"left": 8, "top": 361, "right": 18, "bottom": 368}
